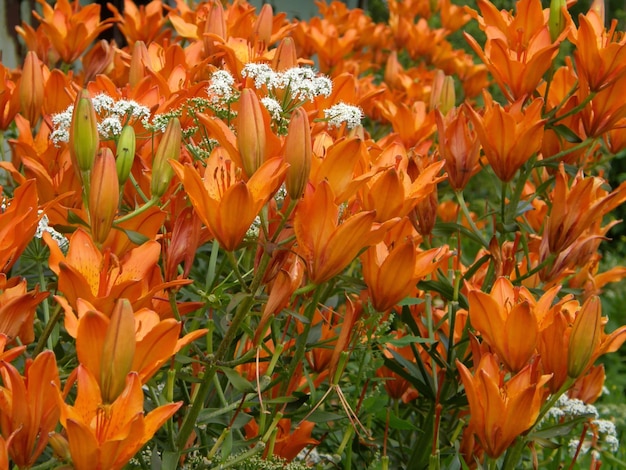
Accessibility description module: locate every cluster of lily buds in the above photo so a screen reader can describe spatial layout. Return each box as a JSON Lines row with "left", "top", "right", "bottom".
{"left": 1, "top": 0, "right": 626, "bottom": 467}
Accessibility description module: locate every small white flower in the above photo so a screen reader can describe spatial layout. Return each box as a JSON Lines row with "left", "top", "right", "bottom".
{"left": 242, "top": 63, "right": 279, "bottom": 89}
{"left": 282, "top": 67, "right": 332, "bottom": 101}
{"left": 568, "top": 438, "right": 590, "bottom": 457}
{"left": 324, "top": 102, "right": 363, "bottom": 129}
{"left": 113, "top": 99, "right": 150, "bottom": 121}
{"left": 50, "top": 107, "right": 74, "bottom": 145}
{"left": 36, "top": 213, "right": 69, "bottom": 252}
{"left": 208, "top": 70, "right": 236, "bottom": 102}
{"left": 91, "top": 93, "right": 115, "bottom": 114}
{"left": 98, "top": 116, "right": 123, "bottom": 138}
{"left": 261, "top": 97, "right": 283, "bottom": 120}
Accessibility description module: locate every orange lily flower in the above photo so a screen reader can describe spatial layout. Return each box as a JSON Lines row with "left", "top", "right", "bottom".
{"left": 0, "top": 351, "right": 60, "bottom": 468}
{"left": 468, "top": 277, "right": 539, "bottom": 372}
{"left": 294, "top": 180, "right": 398, "bottom": 284}
{"left": 107, "top": 0, "right": 169, "bottom": 46}
{"left": 572, "top": 9, "right": 626, "bottom": 92}
{"left": 0, "top": 64, "right": 20, "bottom": 130}
{"left": 244, "top": 418, "right": 319, "bottom": 462}
{"left": 0, "top": 274, "right": 48, "bottom": 345}
{"left": 44, "top": 228, "right": 183, "bottom": 315}
{"left": 377, "top": 100, "right": 436, "bottom": 149}
{"left": 362, "top": 238, "right": 447, "bottom": 312}
{"left": 435, "top": 105, "right": 481, "bottom": 191}
{"left": 31, "top": 0, "right": 113, "bottom": 64}
{"left": 457, "top": 353, "right": 551, "bottom": 459}
{"left": 171, "top": 150, "right": 287, "bottom": 251}
{"left": 72, "top": 298, "right": 206, "bottom": 400}
{"left": 542, "top": 165, "right": 626, "bottom": 255}
{"left": 464, "top": 0, "right": 563, "bottom": 102}
{"left": 57, "top": 367, "right": 181, "bottom": 470}
{"left": 361, "top": 160, "right": 446, "bottom": 223}
{"left": 466, "top": 93, "right": 545, "bottom": 182}
{"left": 0, "top": 180, "right": 41, "bottom": 274}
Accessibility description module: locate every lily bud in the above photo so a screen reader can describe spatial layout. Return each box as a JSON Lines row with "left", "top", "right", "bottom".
{"left": 100, "top": 299, "right": 136, "bottom": 403}
{"left": 253, "top": 3, "right": 273, "bottom": 45}
{"left": 19, "top": 51, "right": 44, "bottom": 124}
{"left": 48, "top": 432, "right": 72, "bottom": 462}
{"left": 272, "top": 37, "right": 298, "bottom": 71}
{"left": 549, "top": 0, "right": 567, "bottom": 42}
{"left": 116, "top": 124, "right": 136, "bottom": 185}
{"left": 89, "top": 148, "right": 119, "bottom": 244}
{"left": 384, "top": 51, "right": 402, "bottom": 89}
{"left": 567, "top": 296, "right": 602, "bottom": 379}
{"left": 129, "top": 40, "right": 150, "bottom": 88}
{"left": 70, "top": 89, "right": 99, "bottom": 173}
{"left": 430, "top": 70, "right": 455, "bottom": 116}
{"left": 284, "top": 107, "right": 312, "bottom": 199}
{"left": 237, "top": 89, "right": 267, "bottom": 178}
{"left": 151, "top": 117, "right": 182, "bottom": 198}
{"left": 590, "top": 0, "right": 605, "bottom": 25}
{"left": 203, "top": 0, "right": 226, "bottom": 57}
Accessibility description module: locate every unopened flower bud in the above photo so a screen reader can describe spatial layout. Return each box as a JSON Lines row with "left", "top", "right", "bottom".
{"left": 272, "top": 37, "right": 298, "bottom": 71}
{"left": 549, "top": 0, "right": 568, "bottom": 42}
{"left": 89, "top": 148, "right": 119, "bottom": 244}
{"left": 70, "top": 89, "right": 99, "bottom": 173}
{"left": 284, "top": 107, "right": 312, "bottom": 199}
{"left": 129, "top": 40, "right": 150, "bottom": 88}
{"left": 151, "top": 117, "right": 182, "bottom": 198}
{"left": 237, "top": 89, "right": 267, "bottom": 178}
{"left": 19, "top": 51, "right": 44, "bottom": 124}
{"left": 253, "top": 3, "right": 273, "bottom": 45}
{"left": 590, "top": 0, "right": 605, "bottom": 25}
{"left": 48, "top": 432, "right": 72, "bottom": 462}
{"left": 568, "top": 296, "right": 602, "bottom": 379}
{"left": 204, "top": 0, "right": 226, "bottom": 57}
{"left": 430, "top": 70, "right": 455, "bottom": 116}
{"left": 116, "top": 125, "right": 136, "bottom": 185}
{"left": 100, "top": 299, "right": 136, "bottom": 403}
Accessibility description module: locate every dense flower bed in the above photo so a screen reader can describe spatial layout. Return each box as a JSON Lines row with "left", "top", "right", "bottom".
{"left": 0, "top": 0, "right": 626, "bottom": 468}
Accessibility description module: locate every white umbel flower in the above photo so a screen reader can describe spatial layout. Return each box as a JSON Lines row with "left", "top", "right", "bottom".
{"left": 324, "top": 102, "right": 363, "bottom": 129}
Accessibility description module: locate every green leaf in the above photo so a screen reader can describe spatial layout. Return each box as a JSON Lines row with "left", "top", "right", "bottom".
{"left": 376, "top": 409, "right": 418, "bottom": 431}
{"left": 529, "top": 415, "right": 591, "bottom": 440}
{"left": 387, "top": 335, "right": 434, "bottom": 347}
{"left": 119, "top": 227, "right": 151, "bottom": 245}
{"left": 219, "top": 366, "right": 255, "bottom": 393}
{"left": 549, "top": 124, "right": 583, "bottom": 144}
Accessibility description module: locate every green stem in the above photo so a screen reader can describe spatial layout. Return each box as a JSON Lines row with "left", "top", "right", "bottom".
{"left": 226, "top": 251, "right": 249, "bottom": 291}
{"left": 454, "top": 190, "right": 489, "bottom": 247}
{"left": 33, "top": 304, "right": 62, "bottom": 356}
{"left": 114, "top": 197, "right": 159, "bottom": 224}
{"left": 129, "top": 172, "right": 150, "bottom": 203}
{"left": 278, "top": 287, "right": 323, "bottom": 397}
{"left": 535, "top": 137, "right": 597, "bottom": 166}
{"left": 548, "top": 90, "right": 596, "bottom": 125}
{"left": 174, "top": 250, "right": 272, "bottom": 452}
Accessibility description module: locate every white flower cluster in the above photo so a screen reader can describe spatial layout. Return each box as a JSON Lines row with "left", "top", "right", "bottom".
{"left": 207, "top": 70, "right": 236, "bottom": 103}
{"left": 592, "top": 419, "right": 620, "bottom": 452}
{"left": 50, "top": 93, "right": 151, "bottom": 145}
{"left": 543, "top": 394, "right": 599, "bottom": 422}
{"left": 261, "top": 97, "right": 283, "bottom": 121}
{"left": 324, "top": 102, "right": 363, "bottom": 129}
{"left": 241, "top": 64, "right": 333, "bottom": 102}
{"left": 35, "top": 213, "right": 69, "bottom": 252}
